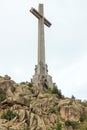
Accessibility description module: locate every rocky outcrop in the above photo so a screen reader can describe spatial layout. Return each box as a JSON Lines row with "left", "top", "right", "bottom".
{"left": 0, "top": 75, "right": 87, "bottom": 130}
{"left": 58, "top": 99, "right": 83, "bottom": 122}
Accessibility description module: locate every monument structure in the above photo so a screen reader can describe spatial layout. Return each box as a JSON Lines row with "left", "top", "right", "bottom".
{"left": 30, "top": 4, "right": 53, "bottom": 88}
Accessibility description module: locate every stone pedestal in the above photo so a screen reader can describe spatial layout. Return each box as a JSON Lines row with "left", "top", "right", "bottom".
{"left": 31, "top": 64, "right": 53, "bottom": 88}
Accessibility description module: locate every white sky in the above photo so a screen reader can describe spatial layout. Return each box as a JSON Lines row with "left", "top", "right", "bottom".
{"left": 0, "top": 0, "right": 87, "bottom": 100}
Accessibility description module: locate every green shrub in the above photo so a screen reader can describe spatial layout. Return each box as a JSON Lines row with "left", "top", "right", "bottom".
{"left": 1, "top": 109, "right": 19, "bottom": 120}
{"left": 83, "top": 114, "right": 87, "bottom": 121}
{"left": 53, "top": 86, "right": 63, "bottom": 98}
{"left": 56, "top": 116, "right": 62, "bottom": 130}
{"left": 54, "top": 102, "right": 58, "bottom": 107}
{"left": 47, "top": 86, "right": 63, "bottom": 99}
{"left": 47, "top": 88, "right": 52, "bottom": 94}
{"left": 20, "top": 82, "right": 26, "bottom": 84}
{"left": 19, "top": 93, "right": 25, "bottom": 97}
{"left": 28, "top": 83, "right": 33, "bottom": 87}
{"left": 0, "top": 76, "right": 2, "bottom": 78}
{"left": 80, "top": 113, "right": 87, "bottom": 122}
{"left": 77, "top": 121, "right": 87, "bottom": 130}
{"left": 48, "top": 108, "right": 56, "bottom": 113}
{"left": 71, "top": 95, "right": 75, "bottom": 100}
{"left": 0, "top": 88, "right": 6, "bottom": 101}
{"left": 68, "top": 100, "right": 73, "bottom": 106}
{"left": 65, "top": 120, "right": 78, "bottom": 129}
{"left": 65, "top": 120, "right": 71, "bottom": 126}
{"left": 28, "top": 87, "right": 34, "bottom": 94}
{"left": 56, "top": 123, "right": 62, "bottom": 130}
{"left": 0, "top": 93, "right": 6, "bottom": 101}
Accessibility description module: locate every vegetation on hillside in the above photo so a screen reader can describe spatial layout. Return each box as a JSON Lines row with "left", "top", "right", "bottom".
{"left": 1, "top": 109, "right": 19, "bottom": 121}
{"left": 47, "top": 85, "right": 64, "bottom": 99}
{"left": 0, "top": 88, "right": 6, "bottom": 101}
{"left": 0, "top": 75, "right": 87, "bottom": 130}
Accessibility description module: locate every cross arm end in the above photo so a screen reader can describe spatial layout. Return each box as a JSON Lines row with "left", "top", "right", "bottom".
{"left": 30, "top": 7, "right": 42, "bottom": 19}
{"left": 44, "top": 17, "right": 52, "bottom": 27}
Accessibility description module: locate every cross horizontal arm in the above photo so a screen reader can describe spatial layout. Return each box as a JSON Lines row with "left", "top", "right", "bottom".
{"left": 30, "top": 8, "right": 42, "bottom": 19}
{"left": 44, "top": 17, "right": 52, "bottom": 27}
{"left": 30, "top": 8, "right": 52, "bottom": 27}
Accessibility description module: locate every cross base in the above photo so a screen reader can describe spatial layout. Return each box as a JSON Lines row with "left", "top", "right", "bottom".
{"left": 31, "top": 64, "right": 53, "bottom": 88}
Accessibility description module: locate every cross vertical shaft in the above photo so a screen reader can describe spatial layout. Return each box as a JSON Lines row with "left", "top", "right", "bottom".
{"left": 38, "top": 4, "right": 45, "bottom": 74}
{"left": 38, "top": 4, "right": 45, "bottom": 66}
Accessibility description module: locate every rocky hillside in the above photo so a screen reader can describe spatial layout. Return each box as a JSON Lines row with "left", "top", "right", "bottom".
{"left": 0, "top": 75, "right": 87, "bottom": 130}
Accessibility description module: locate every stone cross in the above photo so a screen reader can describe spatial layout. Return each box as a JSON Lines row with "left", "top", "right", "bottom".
{"left": 30, "top": 4, "right": 53, "bottom": 88}
{"left": 30, "top": 4, "right": 51, "bottom": 72}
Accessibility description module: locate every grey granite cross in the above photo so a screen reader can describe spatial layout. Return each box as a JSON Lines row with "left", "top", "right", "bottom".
{"left": 30, "top": 4, "right": 53, "bottom": 88}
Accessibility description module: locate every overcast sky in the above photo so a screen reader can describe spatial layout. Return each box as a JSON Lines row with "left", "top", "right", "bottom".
{"left": 0, "top": 0, "right": 87, "bottom": 100}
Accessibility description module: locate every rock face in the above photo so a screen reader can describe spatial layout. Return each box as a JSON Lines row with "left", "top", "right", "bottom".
{"left": 0, "top": 75, "right": 87, "bottom": 130}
